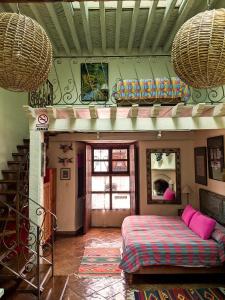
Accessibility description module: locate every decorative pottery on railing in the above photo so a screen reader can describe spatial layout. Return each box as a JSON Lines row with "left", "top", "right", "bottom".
{"left": 112, "top": 77, "right": 191, "bottom": 105}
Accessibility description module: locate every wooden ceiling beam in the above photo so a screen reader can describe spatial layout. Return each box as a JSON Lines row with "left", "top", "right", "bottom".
{"left": 151, "top": 0, "right": 176, "bottom": 52}
{"left": 213, "top": 103, "right": 225, "bottom": 117}
{"left": 45, "top": 3, "right": 70, "bottom": 56}
{"left": 110, "top": 105, "right": 117, "bottom": 119}
{"left": 127, "top": 0, "right": 141, "bottom": 54}
{"left": 115, "top": 0, "right": 122, "bottom": 54}
{"left": 23, "top": 105, "right": 36, "bottom": 119}
{"left": 163, "top": 0, "right": 194, "bottom": 52}
{"left": 150, "top": 104, "right": 161, "bottom": 117}
{"left": 26, "top": 4, "right": 58, "bottom": 55}
{"left": 62, "top": 2, "right": 81, "bottom": 54}
{"left": 89, "top": 105, "right": 98, "bottom": 119}
{"left": 46, "top": 106, "right": 58, "bottom": 119}
{"left": 99, "top": 1, "right": 106, "bottom": 54}
{"left": 139, "top": 0, "right": 159, "bottom": 52}
{"left": 171, "top": 103, "right": 184, "bottom": 117}
{"left": 129, "top": 104, "right": 139, "bottom": 118}
{"left": 192, "top": 103, "right": 206, "bottom": 117}
{"left": 80, "top": 1, "right": 93, "bottom": 54}
{"left": 7, "top": 3, "right": 59, "bottom": 54}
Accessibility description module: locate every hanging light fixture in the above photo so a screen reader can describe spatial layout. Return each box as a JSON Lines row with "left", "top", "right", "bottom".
{"left": 0, "top": 12, "right": 52, "bottom": 92}
{"left": 171, "top": 6, "right": 225, "bottom": 89}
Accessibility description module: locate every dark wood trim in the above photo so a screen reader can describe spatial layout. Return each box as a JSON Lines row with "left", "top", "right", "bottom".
{"left": 146, "top": 148, "right": 181, "bottom": 205}
{"left": 194, "top": 147, "right": 207, "bottom": 185}
{"left": 56, "top": 227, "right": 83, "bottom": 237}
{"left": 125, "top": 264, "right": 225, "bottom": 284}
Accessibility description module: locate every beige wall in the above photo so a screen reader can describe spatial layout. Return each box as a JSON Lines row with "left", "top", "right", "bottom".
{"left": 139, "top": 139, "right": 196, "bottom": 216}
{"left": 48, "top": 140, "right": 84, "bottom": 232}
{"left": 194, "top": 129, "right": 225, "bottom": 202}
{"left": 0, "top": 89, "right": 28, "bottom": 178}
{"left": 47, "top": 132, "right": 196, "bottom": 230}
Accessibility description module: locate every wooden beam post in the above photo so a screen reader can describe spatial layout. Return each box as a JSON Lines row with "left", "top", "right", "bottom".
{"left": 171, "top": 103, "right": 184, "bottom": 117}
{"left": 150, "top": 104, "right": 161, "bottom": 117}
{"left": 89, "top": 105, "right": 98, "bottom": 119}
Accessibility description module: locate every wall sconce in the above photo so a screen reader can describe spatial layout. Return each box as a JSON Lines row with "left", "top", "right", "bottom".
{"left": 182, "top": 185, "right": 192, "bottom": 205}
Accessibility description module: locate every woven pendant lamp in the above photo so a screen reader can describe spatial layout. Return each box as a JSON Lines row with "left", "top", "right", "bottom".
{"left": 0, "top": 12, "right": 52, "bottom": 92}
{"left": 171, "top": 8, "right": 225, "bottom": 89}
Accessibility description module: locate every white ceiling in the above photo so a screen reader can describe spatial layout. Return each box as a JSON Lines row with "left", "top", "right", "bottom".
{"left": 0, "top": 0, "right": 222, "bottom": 57}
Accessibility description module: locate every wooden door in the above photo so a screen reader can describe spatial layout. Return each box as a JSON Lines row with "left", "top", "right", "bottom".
{"left": 83, "top": 144, "right": 92, "bottom": 234}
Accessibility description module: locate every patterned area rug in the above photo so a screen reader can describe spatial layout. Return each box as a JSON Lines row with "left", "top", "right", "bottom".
{"left": 128, "top": 287, "right": 225, "bottom": 300}
{"left": 78, "top": 247, "right": 121, "bottom": 277}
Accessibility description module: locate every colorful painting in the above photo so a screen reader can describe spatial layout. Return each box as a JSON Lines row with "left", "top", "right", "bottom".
{"left": 81, "top": 63, "right": 109, "bottom": 101}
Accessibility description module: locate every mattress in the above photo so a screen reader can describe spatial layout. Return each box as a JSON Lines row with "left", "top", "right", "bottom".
{"left": 119, "top": 215, "right": 225, "bottom": 273}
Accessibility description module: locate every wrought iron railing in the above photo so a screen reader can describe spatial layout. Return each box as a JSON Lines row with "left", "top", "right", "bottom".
{"left": 29, "top": 79, "right": 53, "bottom": 108}
{"left": 0, "top": 146, "right": 57, "bottom": 299}
{"left": 29, "top": 78, "right": 225, "bottom": 108}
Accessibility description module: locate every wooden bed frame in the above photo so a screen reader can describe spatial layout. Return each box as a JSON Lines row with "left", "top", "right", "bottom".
{"left": 125, "top": 189, "right": 225, "bottom": 284}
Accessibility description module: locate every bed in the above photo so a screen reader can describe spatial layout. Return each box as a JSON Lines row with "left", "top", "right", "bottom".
{"left": 119, "top": 189, "right": 225, "bottom": 283}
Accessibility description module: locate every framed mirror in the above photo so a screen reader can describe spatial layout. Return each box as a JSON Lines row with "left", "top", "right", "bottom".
{"left": 146, "top": 148, "right": 181, "bottom": 204}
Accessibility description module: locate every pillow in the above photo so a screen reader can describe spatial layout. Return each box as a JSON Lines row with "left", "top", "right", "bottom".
{"left": 181, "top": 205, "right": 197, "bottom": 226}
{"left": 163, "top": 188, "right": 175, "bottom": 201}
{"left": 211, "top": 228, "right": 225, "bottom": 244}
{"left": 215, "top": 222, "right": 225, "bottom": 234}
{"left": 189, "top": 212, "right": 216, "bottom": 240}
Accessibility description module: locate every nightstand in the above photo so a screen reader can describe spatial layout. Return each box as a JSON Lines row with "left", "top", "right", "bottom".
{"left": 178, "top": 209, "right": 184, "bottom": 216}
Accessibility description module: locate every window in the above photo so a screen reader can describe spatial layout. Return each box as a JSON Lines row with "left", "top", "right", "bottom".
{"left": 91, "top": 146, "right": 130, "bottom": 210}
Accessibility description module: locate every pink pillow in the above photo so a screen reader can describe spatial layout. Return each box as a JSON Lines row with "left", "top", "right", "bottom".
{"left": 163, "top": 188, "right": 175, "bottom": 201}
{"left": 189, "top": 212, "right": 216, "bottom": 240}
{"left": 181, "top": 205, "right": 197, "bottom": 226}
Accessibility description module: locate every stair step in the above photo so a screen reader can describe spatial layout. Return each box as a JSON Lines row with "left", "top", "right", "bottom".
{"left": 0, "top": 230, "right": 16, "bottom": 237}
{"left": 0, "top": 179, "right": 17, "bottom": 183}
{"left": 0, "top": 217, "right": 15, "bottom": 221}
{"left": 12, "top": 153, "right": 24, "bottom": 157}
{"left": 23, "top": 139, "right": 30, "bottom": 145}
{"left": 17, "top": 145, "right": 29, "bottom": 150}
{"left": 0, "top": 190, "right": 17, "bottom": 195}
{"left": 17, "top": 264, "right": 52, "bottom": 292}
{"left": 8, "top": 161, "right": 20, "bottom": 165}
{"left": 40, "top": 275, "right": 69, "bottom": 300}
{"left": 2, "top": 170, "right": 18, "bottom": 174}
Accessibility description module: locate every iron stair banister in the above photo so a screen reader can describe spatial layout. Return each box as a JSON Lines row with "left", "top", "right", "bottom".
{"left": 0, "top": 143, "right": 57, "bottom": 299}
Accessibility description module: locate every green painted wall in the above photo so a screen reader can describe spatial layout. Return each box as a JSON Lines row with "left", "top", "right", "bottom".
{"left": 0, "top": 88, "right": 29, "bottom": 178}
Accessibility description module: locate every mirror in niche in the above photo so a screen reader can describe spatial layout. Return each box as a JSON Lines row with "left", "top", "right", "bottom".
{"left": 146, "top": 148, "right": 181, "bottom": 204}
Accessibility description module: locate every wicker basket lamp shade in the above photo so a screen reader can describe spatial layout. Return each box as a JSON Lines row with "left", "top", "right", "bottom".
{"left": 0, "top": 13, "right": 52, "bottom": 92}
{"left": 171, "top": 9, "right": 225, "bottom": 89}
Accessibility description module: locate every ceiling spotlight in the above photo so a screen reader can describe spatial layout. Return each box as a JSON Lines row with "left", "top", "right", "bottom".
{"left": 157, "top": 131, "right": 162, "bottom": 139}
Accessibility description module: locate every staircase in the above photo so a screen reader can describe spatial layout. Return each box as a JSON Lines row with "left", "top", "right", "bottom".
{"left": 0, "top": 139, "right": 68, "bottom": 299}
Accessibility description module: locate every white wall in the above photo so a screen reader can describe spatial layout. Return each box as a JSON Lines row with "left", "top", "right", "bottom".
{"left": 0, "top": 89, "right": 29, "bottom": 178}
{"left": 49, "top": 56, "right": 201, "bottom": 105}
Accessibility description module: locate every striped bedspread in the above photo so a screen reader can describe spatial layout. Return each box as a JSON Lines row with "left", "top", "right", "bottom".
{"left": 119, "top": 215, "right": 225, "bottom": 273}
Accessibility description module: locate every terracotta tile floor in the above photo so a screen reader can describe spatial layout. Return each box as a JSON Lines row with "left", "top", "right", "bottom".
{"left": 54, "top": 228, "right": 225, "bottom": 300}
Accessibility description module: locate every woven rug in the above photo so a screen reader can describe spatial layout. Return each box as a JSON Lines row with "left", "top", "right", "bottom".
{"left": 78, "top": 247, "right": 121, "bottom": 277}
{"left": 128, "top": 287, "right": 225, "bottom": 300}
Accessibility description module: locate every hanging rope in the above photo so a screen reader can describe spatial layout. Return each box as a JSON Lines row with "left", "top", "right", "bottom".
{"left": 17, "top": 3, "right": 20, "bottom": 14}
{"left": 207, "top": 0, "right": 211, "bottom": 10}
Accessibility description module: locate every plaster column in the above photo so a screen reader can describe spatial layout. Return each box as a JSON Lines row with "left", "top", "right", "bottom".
{"left": 29, "top": 130, "right": 44, "bottom": 226}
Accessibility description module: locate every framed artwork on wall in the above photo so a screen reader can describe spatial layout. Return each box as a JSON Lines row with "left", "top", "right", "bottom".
{"left": 194, "top": 147, "right": 207, "bottom": 185}
{"left": 207, "top": 135, "right": 225, "bottom": 182}
{"left": 81, "top": 63, "right": 109, "bottom": 102}
{"left": 60, "top": 168, "right": 71, "bottom": 180}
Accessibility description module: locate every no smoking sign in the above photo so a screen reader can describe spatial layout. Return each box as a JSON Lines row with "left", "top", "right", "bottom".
{"left": 36, "top": 114, "right": 49, "bottom": 131}
{"left": 38, "top": 114, "right": 48, "bottom": 124}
